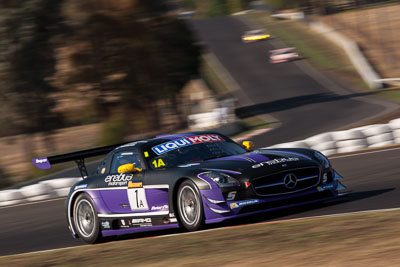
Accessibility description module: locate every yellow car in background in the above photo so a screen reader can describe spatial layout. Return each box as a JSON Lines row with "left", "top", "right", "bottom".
{"left": 241, "top": 29, "right": 270, "bottom": 43}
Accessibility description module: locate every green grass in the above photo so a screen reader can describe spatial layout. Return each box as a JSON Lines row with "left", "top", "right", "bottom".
{"left": 2, "top": 209, "right": 400, "bottom": 266}
{"left": 381, "top": 88, "right": 400, "bottom": 101}
{"left": 239, "top": 116, "right": 270, "bottom": 131}
{"left": 271, "top": 26, "right": 340, "bottom": 70}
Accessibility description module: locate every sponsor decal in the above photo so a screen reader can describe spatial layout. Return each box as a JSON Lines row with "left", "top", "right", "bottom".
{"left": 35, "top": 158, "right": 48, "bottom": 164}
{"left": 120, "top": 218, "right": 152, "bottom": 228}
{"left": 151, "top": 204, "right": 169, "bottom": 211}
{"left": 101, "top": 220, "right": 111, "bottom": 229}
{"left": 152, "top": 138, "right": 191, "bottom": 155}
{"left": 317, "top": 184, "right": 334, "bottom": 192}
{"left": 169, "top": 213, "right": 176, "bottom": 218}
{"left": 74, "top": 184, "right": 87, "bottom": 190}
{"left": 105, "top": 173, "right": 133, "bottom": 186}
{"left": 120, "top": 219, "right": 130, "bottom": 228}
{"left": 152, "top": 134, "right": 224, "bottom": 155}
{"left": 230, "top": 199, "right": 259, "bottom": 209}
{"left": 170, "top": 218, "right": 177, "bottom": 223}
{"left": 144, "top": 151, "right": 149, "bottom": 158}
{"left": 187, "top": 134, "right": 224, "bottom": 144}
{"left": 131, "top": 218, "right": 152, "bottom": 224}
{"left": 32, "top": 157, "right": 51, "bottom": 170}
{"left": 230, "top": 203, "right": 239, "bottom": 209}
{"left": 128, "top": 181, "right": 143, "bottom": 188}
{"left": 252, "top": 157, "right": 300, "bottom": 168}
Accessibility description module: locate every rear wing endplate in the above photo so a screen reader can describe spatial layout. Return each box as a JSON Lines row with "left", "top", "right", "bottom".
{"left": 32, "top": 141, "right": 134, "bottom": 179}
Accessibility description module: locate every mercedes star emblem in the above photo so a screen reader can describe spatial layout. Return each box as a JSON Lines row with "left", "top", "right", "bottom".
{"left": 283, "top": 173, "right": 297, "bottom": 189}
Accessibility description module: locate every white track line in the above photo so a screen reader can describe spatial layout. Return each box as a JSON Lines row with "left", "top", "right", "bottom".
{"left": 2, "top": 206, "right": 400, "bottom": 259}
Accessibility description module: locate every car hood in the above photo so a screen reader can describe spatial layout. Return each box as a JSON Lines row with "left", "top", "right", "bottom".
{"left": 178, "top": 149, "right": 320, "bottom": 177}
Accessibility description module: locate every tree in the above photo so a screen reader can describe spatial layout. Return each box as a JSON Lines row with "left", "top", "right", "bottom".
{"left": 58, "top": 0, "right": 201, "bottom": 136}
{"left": 205, "top": 0, "right": 230, "bottom": 17}
{"left": 0, "top": 0, "right": 66, "bottom": 156}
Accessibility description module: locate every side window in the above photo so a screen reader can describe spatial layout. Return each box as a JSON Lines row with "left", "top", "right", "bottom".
{"left": 110, "top": 151, "right": 142, "bottom": 174}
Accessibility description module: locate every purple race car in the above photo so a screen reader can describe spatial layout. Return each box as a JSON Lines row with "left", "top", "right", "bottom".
{"left": 33, "top": 131, "right": 346, "bottom": 243}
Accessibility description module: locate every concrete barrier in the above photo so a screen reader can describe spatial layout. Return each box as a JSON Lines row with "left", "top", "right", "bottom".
{"left": 19, "top": 184, "right": 52, "bottom": 202}
{"left": 375, "top": 78, "right": 400, "bottom": 87}
{"left": 0, "top": 177, "right": 81, "bottom": 207}
{"left": 0, "top": 189, "right": 24, "bottom": 206}
{"left": 271, "top": 12, "right": 305, "bottom": 20}
{"left": 266, "top": 118, "right": 400, "bottom": 156}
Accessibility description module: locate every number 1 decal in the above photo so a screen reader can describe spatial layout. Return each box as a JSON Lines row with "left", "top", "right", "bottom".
{"left": 127, "top": 188, "right": 148, "bottom": 211}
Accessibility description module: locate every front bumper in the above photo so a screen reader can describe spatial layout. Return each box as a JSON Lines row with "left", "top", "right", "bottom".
{"left": 201, "top": 171, "right": 346, "bottom": 224}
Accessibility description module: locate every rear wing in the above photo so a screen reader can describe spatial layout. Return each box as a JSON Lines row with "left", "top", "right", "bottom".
{"left": 32, "top": 141, "right": 135, "bottom": 179}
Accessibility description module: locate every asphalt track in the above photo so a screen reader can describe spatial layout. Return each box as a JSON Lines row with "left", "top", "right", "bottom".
{"left": 191, "top": 16, "right": 395, "bottom": 146}
{"left": 1, "top": 16, "right": 399, "bottom": 256}
{"left": 1, "top": 147, "right": 400, "bottom": 256}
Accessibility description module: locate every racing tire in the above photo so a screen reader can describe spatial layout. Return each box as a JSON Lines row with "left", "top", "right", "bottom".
{"left": 177, "top": 180, "right": 204, "bottom": 231}
{"left": 73, "top": 193, "right": 102, "bottom": 244}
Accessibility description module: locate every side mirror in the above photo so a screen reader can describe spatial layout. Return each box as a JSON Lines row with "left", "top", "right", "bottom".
{"left": 242, "top": 140, "right": 254, "bottom": 151}
{"left": 118, "top": 163, "right": 141, "bottom": 174}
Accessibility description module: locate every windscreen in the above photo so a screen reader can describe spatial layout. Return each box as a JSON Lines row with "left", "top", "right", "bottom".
{"left": 143, "top": 134, "right": 246, "bottom": 169}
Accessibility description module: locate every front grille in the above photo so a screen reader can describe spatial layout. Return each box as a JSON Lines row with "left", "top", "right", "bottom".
{"left": 252, "top": 167, "right": 320, "bottom": 196}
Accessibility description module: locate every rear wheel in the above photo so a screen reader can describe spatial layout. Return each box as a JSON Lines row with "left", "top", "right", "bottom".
{"left": 73, "top": 193, "right": 102, "bottom": 243}
{"left": 177, "top": 180, "right": 204, "bottom": 231}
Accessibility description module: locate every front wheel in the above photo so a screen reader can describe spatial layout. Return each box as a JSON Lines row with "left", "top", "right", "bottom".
{"left": 177, "top": 180, "right": 204, "bottom": 231}
{"left": 73, "top": 193, "right": 102, "bottom": 244}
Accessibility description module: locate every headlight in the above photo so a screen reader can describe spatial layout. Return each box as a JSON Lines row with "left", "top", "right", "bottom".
{"left": 314, "top": 151, "right": 330, "bottom": 168}
{"left": 202, "top": 172, "right": 239, "bottom": 188}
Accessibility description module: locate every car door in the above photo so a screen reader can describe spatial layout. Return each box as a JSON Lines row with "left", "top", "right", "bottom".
{"left": 99, "top": 149, "right": 146, "bottom": 214}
